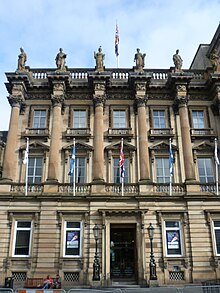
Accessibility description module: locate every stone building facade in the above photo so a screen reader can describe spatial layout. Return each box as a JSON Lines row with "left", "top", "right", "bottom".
{"left": 0, "top": 25, "right": 220, "bottom": 288}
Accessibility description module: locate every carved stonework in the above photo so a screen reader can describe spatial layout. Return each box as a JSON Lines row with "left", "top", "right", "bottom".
{"left": 93, "top": 94, "right": 106, "bottom": 106}
{"left": 53, "top": 83, "right": 65, "bottom": 92}
{"left": 7, "top": 95, "right": 25, "bottom": 107}
{"left": 51, "top": 95, "right": 65, "bottom": 107}
{"left": 135, "top": 95, "right": 148, "bottom": 107}
{"left": 28, "top": 94, "right": 51, "bottom": 100}
{"left": 136, "top": 83, "right": 146, "bottom": 91}
{"left": 175, "top": 95, "right": 189, "bottom": 107}
{"left": 94, "top": 83, "right": 105, "bottom": 91}
{"left": 177, "top": 85, "right": 186, "bottom": 92}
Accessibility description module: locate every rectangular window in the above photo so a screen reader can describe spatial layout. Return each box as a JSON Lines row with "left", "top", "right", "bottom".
{"left": 198, "top": 158, "right": 214, "bottom": 183}
{"left": 192, "top": 110, "right": 205, "bottom": 129}
{"left": 113, "top": 110, "right": 126, "bottom": 128}
{"left": 156, "top": 158, "right": 170, "bottom": 183}
{"left": 32, "top": 110, "right": 46, "bottom": 128}
{"left": 213, "top": 220, "right": 220, "bottom": 255}
{"left": 153, "top": 110, "right": 166, "bottom": 128}
{"left": 73, "top": 110, "right": 86, "bottom": 128}
{"left": 28, "top": 157, "right": 43, "bottom": 184}
{"left": 113, "top": 157, "right": 129, "bottom": 183}
{"left": 64, "top": 221, "right": 82, "bottom": 257}
{"left": 165, "top": 221, "right": 182, "bottom": 256}
{"left": 13, "top": 221, "right": 32, "bottom": 257}
{"left": 69, "top": 157, "right": 86, "bottom": 183}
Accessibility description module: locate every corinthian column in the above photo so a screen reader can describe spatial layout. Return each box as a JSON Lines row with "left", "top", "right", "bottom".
{"left": 175, "top": 85, "right": 196, "bottom": 181}
{"left": 2, "top": 90, "right": 25, "bottom": 181}
{"left": 136, "top": 95, "right": 150, "bottom": 181}
{"left": 47, "top": 94, "right": 64, "bottom": 182}
{"left": 93, "top": 95, "right": 105, "bottom": 181}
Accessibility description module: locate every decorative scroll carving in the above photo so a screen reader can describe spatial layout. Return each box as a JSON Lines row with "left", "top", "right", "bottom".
{"left": 136, "top": 83, "right": 146, "bottom": 91}
{"left": 53, "top": 83, "right": 65, "bottom": 92}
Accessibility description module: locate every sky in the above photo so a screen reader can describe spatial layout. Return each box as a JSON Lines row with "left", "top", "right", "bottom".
{"left": 0, "top": 0, "right": 220, "bottom": 130}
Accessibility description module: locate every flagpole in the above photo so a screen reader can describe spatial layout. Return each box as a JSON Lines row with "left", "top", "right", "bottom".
{"left": 215, "top": 138, "right": 219, "bottom": 196}
{"left": 169, "top": 138, "right": 172, "bottom": 196}
{"left": 25, "top": 137, "right": 29, "bottom": 196}
{"left": 73, "top": 138, "right": 76, "bottom": 196}
{"left": 121, "top": 138, "right": 124, "bottom": 196}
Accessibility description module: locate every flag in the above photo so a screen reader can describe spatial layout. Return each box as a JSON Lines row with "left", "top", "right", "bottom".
{"left": 115, "top": 24, "right": 119, "bottom": 57}
{"left": 215, "top": 138, "right": 219, "bottom": 165}
{"left": 169, "top": 139, "right": 174, "bottom": 176}
{"left": 119, "top": 139, "right": 125, "bottom": 178}
{"left": 68, "top": 143, "right": 76, "bottom": 176}
{"left": 23, "top": 138, "right": 29, "bottom": 164}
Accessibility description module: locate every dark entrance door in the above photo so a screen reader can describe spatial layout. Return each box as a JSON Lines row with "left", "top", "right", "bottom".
{"left": 110, "top": 224, "right": 136, "bottom": 281}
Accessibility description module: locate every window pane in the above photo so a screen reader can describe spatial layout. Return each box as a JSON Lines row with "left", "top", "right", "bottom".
{"left": 67, "top": 222, "right": 80, "bottom": 229}
{"left": 65, "top": 230, "right": 80, "bottom": 256}
{"left": 17, "top": 222, "right": 31, "bottom": 228}
{"left": 113, "top": 157, "right": 129, "bottom": 183}
{"left": 113, "top": 110, "right": 126, "bottom": 128}
{"left": 214, "top": 221, "right": 220, "bottom": 227}
{"left": 165, "top": 221, "right": 180, "bottom": 228}
{"left": 166, "top": 230, "right": 182, "bottom": 255}
{"left": 73, "top": 110, "right": 86, "bottom": 128}
{"left": 198, "top": 158, "right": 214, "bottom": 183}
{"left": 70, "top": 157, "right": 86, "bottom": 183}
{"left": 153, "top": 110, "right": 166, "bottom": 128}
{"left": 28, "top": 157, "right": 43, "bottom": 184}
{"left": 192, "top": 111, "right": 205, "bottom": 129}
{"left": 32, "top": 110, "right": 46, "bottom": 128}
{"left": 215, "top": 230, "right": 220, "bottom": 254}
{"left": 156, "top": 158, "right": 169, "bottom": 183}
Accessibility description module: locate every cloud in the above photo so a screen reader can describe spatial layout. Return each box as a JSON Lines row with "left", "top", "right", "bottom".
{"left": 0, "top": 0, "right": 220, "bottom": 130}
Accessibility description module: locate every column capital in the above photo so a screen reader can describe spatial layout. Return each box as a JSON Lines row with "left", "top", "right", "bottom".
{"left": 135, "top": 95, "right": 148, "bottom": 107}
{"left": 51, "top": 94, "right": 65, "bottom": 107}
{"left": 93, "top": 94, "right": 106, "bottom": 107}
{"left": 7, "top": 94, "right": 25, "bottom": 108}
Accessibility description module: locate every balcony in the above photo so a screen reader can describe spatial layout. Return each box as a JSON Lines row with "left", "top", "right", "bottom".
{"left": 149, "top": 128, "right": 174, "bottom": 141}
{"left": 153, "top": 183, "right": 186, "bottom": 195}
{"left": 65, "top": 128, "right": 91, "bottom": 141}
{"left": 190, "top": 128, "right": 215, "bottom": 141}
{"left": 107, "top": 128, "right": 133, "bottom": 141}
{"left": 22, "top": 128, "right": 49, "bottom": 141}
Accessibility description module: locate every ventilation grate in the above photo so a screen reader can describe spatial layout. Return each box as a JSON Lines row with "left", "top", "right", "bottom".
{"left": 169, "top": 271, "right": 184, "bottom": 281}
{"left": 12, "top": 272, "right": 27, "bottom": 281}
{"left": 64, "top": 272, "right": 80, "bottom": 283}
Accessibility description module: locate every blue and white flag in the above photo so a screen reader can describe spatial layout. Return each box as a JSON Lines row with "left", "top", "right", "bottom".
{"left": 23, "top": 138, "right": 29, "bottom": 164}
{"left": 68, "top": 143, "right": 76, "bottom": 176}
{"left": 169, "top": 139, "right": 174, "bottom": 176}
{"left": 215, "top": 138, "right": 219, "bottom": 165}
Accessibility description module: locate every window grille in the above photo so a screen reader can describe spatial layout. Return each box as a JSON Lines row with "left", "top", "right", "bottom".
{"left": 169, "top": 271, "right": 184, "bottom": 281}
{"left": 12, "top": 272, "right": 27, "bottom": 281}
{"left": 64, "top": 272, "right": 80, "bottom": 282}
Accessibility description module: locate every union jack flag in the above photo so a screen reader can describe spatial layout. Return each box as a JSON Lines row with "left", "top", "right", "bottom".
{"left": 115, "top": 24, "right": 119, "bottom": 57}
{"left": 119, "top": 139, "right": 125, "bottom": 178}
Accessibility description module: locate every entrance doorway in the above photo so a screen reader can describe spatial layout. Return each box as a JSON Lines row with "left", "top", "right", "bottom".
{"left": 110, "top": 224, "right": 137, "bottom": 281}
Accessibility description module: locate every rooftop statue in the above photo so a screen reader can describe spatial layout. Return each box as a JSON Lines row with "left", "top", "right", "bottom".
{"left": 173, "top": 49, "right": 183, "bottom": 72}
{"left": 55, "top": 48, "right": 67, "bottom": 71}
{"left": 17, "top": 47, "right": 27, "bottom": 72}
{"left": 94, "top": 46, "right": 105, "bottom": 71}
{"left": 209, "top": 49, "right": 219, "bottom": 72}
{"left": 134, "top": 48, "right": 146, "bottom": 71}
